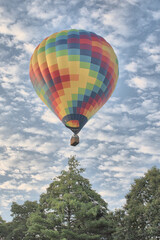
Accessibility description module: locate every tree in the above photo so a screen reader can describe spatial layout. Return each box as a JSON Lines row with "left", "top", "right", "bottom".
{"left": 26, "top": 156, "right": 114, "bottom": 240}
{"left": 113, "top": 167, "right": 160, "bottom": 240}
{"left": 0, "top": 215, "right": 8, "bottom": 239}
{"left": 5, "top": 201, "right": 38, "bottom": 240}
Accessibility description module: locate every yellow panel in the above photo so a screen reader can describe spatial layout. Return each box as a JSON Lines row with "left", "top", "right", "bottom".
{"left": 59, "top": 97, "right": 69, "bottom": 108}
{"left": 79, "top": 68, "right": 89, "bottom": 77}
{"left": 58, "top": 107, "right": 66, "bottom": 117}
{"left": 38, "top": 38, "right": 46, "bottom": 48}
{"left": 87, "top": 76, "right": 96, "bottom": 84}
{"left": 32, "top": 48, "right": 38, "bottom": 65}
{"left": 68, "top": 61, "right": 80, "bottom": 74}
{"left": 63, "top": 89, "right": 72, "bottom": 101}
{"left": 46, "top": 52, "right": 57, "bottom": 66}
{"left": 57, "top": 56, "right": 69, "bottom": 68}
{"left": 38, "top": 52, "right": 47, "bottom": 65}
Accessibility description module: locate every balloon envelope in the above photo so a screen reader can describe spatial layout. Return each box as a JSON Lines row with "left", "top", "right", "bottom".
{"left": 29, "top": 29, "right": 119, "bottom": 134}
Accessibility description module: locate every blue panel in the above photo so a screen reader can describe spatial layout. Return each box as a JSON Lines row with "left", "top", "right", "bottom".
{"left": 69, "top": 107, "right": 73, "bottom": 114}
{"left": 56, "top": 44, "right": 67, "bottom": 50}
{"left": 68, "top": 49, "right": 80, "bottom": 55}
{"left": 80, "top": 55, "right": 91, "bottom": 62}
{"left": 93, "top": 85, "right": 99, "bottom": 93}
{"left": 83, "top": 95, "right": 89, "bottom": 102}
{"left": 80, "top": 49, "right": 91, "bottom": 56}
{"left": 90, "top": 91, "right": 97, "bottom": 99}
{"left": 68, "top": 43, "right": 80, "bottom": 49}
{"left": 47, "top": 79, "right": 54, "bottom": 87}
{"left": 98, "top": 89, "right": 103, "bottom": 97}
{"left": 101, "top": 83, "right": 107, "bottom": 92}
{"left": 78, "top": 94, "right": 84, "bottom": 101}
{"left": 45, "top": 42, "right": 56, "bottom": 50}
{"left": 68, "top": 31, "right": 80, "bottom": 37}
{"left": 85, "top": 89, "right": 91, "bottom": 96}
{"left": 103, "top": 77, "right": 109, "bottom": 87}
{"left": 104, "top": 88, "right": 109, "bottom": 97}
{"left": 90, "top": 63, "right": 100, "bottom": 72}
{"left": 72, "top": 101, "right": 77, "bottom": 107}
{"left": 77, "top": 101, "right": 82, "bottom": 107}
{"left": 97, "top": 72, "right": 105, "bottom": 81}
{"left": 99, "top": 67, "right": 107, "bottom": 76}
{"left": 56, "top": 35, "right": 67, "bottom": 41}
{"left": 56, "top": 39, "right": 67, "bottom": 45}
{"left": 73, "top": 107, "right": 77, "bottom": 114}
{"left": 91, "top": 57, "right": 101, "bottom": 65}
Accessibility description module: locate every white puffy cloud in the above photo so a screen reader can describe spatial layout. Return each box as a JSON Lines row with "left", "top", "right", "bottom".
{"left": 125, "top": 61, "right": 138, "bottom": 72}
{"left": 126, "top": 76, "right": 157, "bottom": 90}
{"left": 151, "top": 10, "right": 160, "bottom": 20}
{"left": 41, "top": 109, "right": 61, "bottom": 124}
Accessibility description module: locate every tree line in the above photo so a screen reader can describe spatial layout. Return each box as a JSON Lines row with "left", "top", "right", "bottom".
{"left": 0, "top": 157, "right": 160, "bottom": 240}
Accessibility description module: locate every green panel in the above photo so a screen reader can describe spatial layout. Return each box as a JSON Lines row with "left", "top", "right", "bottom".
{"left": 67, "top": 101, "right": 72, "bottom": 107}
{"left": 78, "top": 88, "right": 85, "bottom": 95}
{"left": 89, "top": 70, "right": 98, "bottom": 78}
{"left": 68, "top": 55, "right": 80, "bottom": 61}
{"left": 38, "top": 47, "right": 45, "bottom": 54}
{"left": 86, "top": 82, "right": 94, "bottom": 91}
{"left": 95, "top": 79, "right": 102, "bottom": 88}
{"left": 57, "top": 31, "right": 68, "bottom": 36}
{"left": 46, "top": 47, "right": 56, "bottom": 55}
{"left": 80, "top": 62, "right": 90, "bottom": 69}
{"left": 56, "top": 50, "right": 68, "bottom": 57}
{"left": 72, "top": 94, "right": 78, "bottom": 100}
{"left": 40, "top": 88, "right": 45, "bottom": 96}
{"left": 65, "top": 108, "right": 70, "bottom": 115}
{"left": 69, "top": 29, "right": 79, "bottom": 32}
{"left": 46, "top": 38, "right": 56, "bottom": 44}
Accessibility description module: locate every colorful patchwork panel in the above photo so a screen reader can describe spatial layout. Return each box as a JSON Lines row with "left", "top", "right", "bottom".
{"left": 29, "top": 29, "right": 119, "bottom": 134}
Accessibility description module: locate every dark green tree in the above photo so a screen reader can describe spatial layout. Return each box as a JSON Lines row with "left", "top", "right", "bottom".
{"left": 0, "top": 215, "right": 8, "bottom": 239}
{"left": 113, "top": 167, "right": 160, "bottom": 240}
{"left": 5, "top": 200, "right": 38, "bottom": 240}
{"left": 26, "top": 156, "right": 114, "bottom": 240}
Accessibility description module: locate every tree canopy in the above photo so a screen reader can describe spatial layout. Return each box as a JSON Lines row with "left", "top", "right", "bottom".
{"left": 0, "top": 158, "right": 159, "bottom": 240}
{"left": 113, "top": 167, "right": 160, "bottom": 240}
{"left": 26, "top": 156, "right": 114, "bottom": 240}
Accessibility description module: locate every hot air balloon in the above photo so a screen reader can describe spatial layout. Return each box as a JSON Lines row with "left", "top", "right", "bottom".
{"left": 29, "top": 29, "right": 119, "bottom": 146}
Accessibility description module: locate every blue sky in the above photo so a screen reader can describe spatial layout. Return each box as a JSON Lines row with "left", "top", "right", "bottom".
{"left": 0, "top": 0, "right": 160, "bottom": 221}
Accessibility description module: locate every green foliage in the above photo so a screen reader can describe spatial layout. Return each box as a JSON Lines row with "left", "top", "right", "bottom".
{"left": 1, "top": 157, "right": 159, "bottom": 240}
{"left": 3, "top": 201, "right": 39, "bottom": 240}
{"left": 26, "top": 156, "right": 114, "bottom": 239}
{"left": 0, "top": 215, "right": 7, "bottom": 239}
{"left": 113, "top": 167, "right": 160, "bottom": 240}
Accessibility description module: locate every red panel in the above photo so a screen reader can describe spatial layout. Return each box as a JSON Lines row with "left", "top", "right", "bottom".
{"left": 68, "top": 38, "right": 80, "bottom": 43}
{"left": 92, "top": 46, "right": 102, "bottom": 53}
{"left": 80, "top": 39, "right": 91, "bottom": 44}
{"left": 61, "top": 75, "right": 70, "bottom": 82}
{"left": 56, "top": 83, "right": 63, "bottom": 91}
